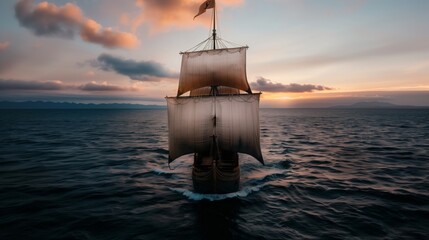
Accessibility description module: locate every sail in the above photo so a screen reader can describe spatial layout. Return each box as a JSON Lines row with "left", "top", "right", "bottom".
{"left": 190, "top": 86, "right": 240, "bottom": 96}
{"left": 178, "top": 47, "right": 251, "bottom": 96}
{"left": 166, "top": 97, "right": 214, "bottom": 162}
{"left": 216, "top": 94, "right": 264, "bottom": 164}
{"left": 166, "top": 94, "right": 263, "bottom": 164}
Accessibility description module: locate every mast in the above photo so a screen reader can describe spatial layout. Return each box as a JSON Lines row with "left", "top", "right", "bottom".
{"left": 212, "top": 4, "right": 218, "bottom": 165}
{"left": 212, "top": 4, "right": 216, "bottom": 50}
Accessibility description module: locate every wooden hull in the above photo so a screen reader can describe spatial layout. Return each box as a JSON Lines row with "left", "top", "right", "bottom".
{"left": 192, "top": 152, "right": 240, "bottom": 194}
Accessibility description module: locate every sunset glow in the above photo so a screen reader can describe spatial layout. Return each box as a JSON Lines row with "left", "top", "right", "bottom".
{"left": 1, "top": 0, "right": 428, "bottom": 107}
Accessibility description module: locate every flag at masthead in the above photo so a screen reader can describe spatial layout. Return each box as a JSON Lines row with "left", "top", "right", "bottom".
{"left": 194, "top": 0, "right": 216, "bottom": 19}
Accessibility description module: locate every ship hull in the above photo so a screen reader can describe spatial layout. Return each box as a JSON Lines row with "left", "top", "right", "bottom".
{"left": 192, "top": 152, "right": 240, "bottom": 194}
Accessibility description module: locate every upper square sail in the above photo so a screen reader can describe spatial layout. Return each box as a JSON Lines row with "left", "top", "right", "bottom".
{"left": 177, "top": 47, "right": 252, "bottom": 96}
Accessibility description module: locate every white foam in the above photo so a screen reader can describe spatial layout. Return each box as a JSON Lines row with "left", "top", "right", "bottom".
{"left": 170, "top": 185, "right": 264, "bottom": 201}
{"left": 151, "top": 168, "right": 172, "bottom": 175}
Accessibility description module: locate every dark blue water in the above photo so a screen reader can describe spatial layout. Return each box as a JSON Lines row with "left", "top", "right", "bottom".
{"left": 1, "top": 109, "right": 428, "bottom": 239}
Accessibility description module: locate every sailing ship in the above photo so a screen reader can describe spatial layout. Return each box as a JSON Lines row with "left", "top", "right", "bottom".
{"left": 166, "top": 0, "right": 263, "bottom": 194}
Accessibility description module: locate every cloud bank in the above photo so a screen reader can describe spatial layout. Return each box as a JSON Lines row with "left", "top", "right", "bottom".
{"left": 78, "top": 81, "right": 126, "bottom": 92}
{"left": 0, "top": 79, "right": 64, "bottom": 90}
{"left": 0, "top": 79, "right": 127, "bottom": 92}
{"left": 15, "top": 0, "right": 138, "bottom": 49}
{"left": 251, "top": 77, "right": 333, "bottom": 93}
{"left": 133, "top": 0, "right": 243, "bottom": 32}
{"left": 93, "top": 54, "right": 177, "bottom": 81}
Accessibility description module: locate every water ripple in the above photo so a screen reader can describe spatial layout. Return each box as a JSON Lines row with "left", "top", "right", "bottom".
{"left": 0, "top": 109, "right": 428, "bottom": 239}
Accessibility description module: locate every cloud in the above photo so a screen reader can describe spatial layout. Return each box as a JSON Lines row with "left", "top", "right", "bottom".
{"left": 250, "top": 77, "right": 333, "bottom": 93}
{"left": 263, "top": 38, "right": 429, "bottom": 71}
{"left": 79, "top": 81, "right": 126, "bottom": 92}
{"left": 80, "top": 19, "right": 139, "bottom": 48}
{"left": 0, "top": 79, "right": 65, "bottom": 90}
{"left": 15, "top": 0, "right": 138, "bottom": 48}
{"left": 133, "top": 0, "right": 243, "bottom": 33}
{"left": 93, "top": 54, "right": 177, "bottom": 81}
{"left": 0, "top": 79, "right": 128, "bottom": 92}
{"left": 0, "top": 91, "right": 166, "bottom": 104}
{"left": 0, "top": 42, "right": 10, "bottom": 51}
{"left": 15, "top": 0, "right": 83, "bottom": 38}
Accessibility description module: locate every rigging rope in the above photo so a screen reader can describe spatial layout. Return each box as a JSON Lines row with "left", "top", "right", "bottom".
{"left": 182, "top": 6, "right": 247, "bottom": 53}
{"left": 183, "top": 36, "right": 247, "bottom": 52}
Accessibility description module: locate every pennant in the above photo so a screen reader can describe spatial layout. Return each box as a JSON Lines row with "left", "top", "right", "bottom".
{"left": 194, "top": 0, "right": 215, "bottom": 19}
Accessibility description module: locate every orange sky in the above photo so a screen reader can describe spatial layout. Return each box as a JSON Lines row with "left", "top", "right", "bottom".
{"left": 0, "top": 0, "right": 428, "bottom": 107}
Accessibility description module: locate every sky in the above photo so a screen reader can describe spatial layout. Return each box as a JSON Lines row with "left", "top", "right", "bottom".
{"left": 0, "top": 0, "right": 428, "bottom": 107}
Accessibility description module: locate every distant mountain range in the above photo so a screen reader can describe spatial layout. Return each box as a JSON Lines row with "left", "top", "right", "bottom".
{"left": 330, "top": 101, "right": 428, "bottom": 109}
{"left": 0, "top": 101, "right": 166, "bottom": 109}
{"left": 0, "top": 101, "right": 427, "bottom": 109}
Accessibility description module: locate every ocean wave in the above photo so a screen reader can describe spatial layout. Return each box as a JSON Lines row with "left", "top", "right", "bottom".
{"left": 2, "top": 109, "right": 428, "bottom": 239}
{"left": 150, "top": 168, "right": 173, "bottom": 176}
{"left": 170, "top": 184, "right": 265, "bottom": 201}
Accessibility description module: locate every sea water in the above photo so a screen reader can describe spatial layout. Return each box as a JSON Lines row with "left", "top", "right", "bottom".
{"left": 0, "top": 109, "right": 428, "bottom": 239}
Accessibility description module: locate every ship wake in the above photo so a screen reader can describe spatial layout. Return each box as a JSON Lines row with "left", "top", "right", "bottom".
{"left": 170, "top": 184, "right": 265, "bottom": 201}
